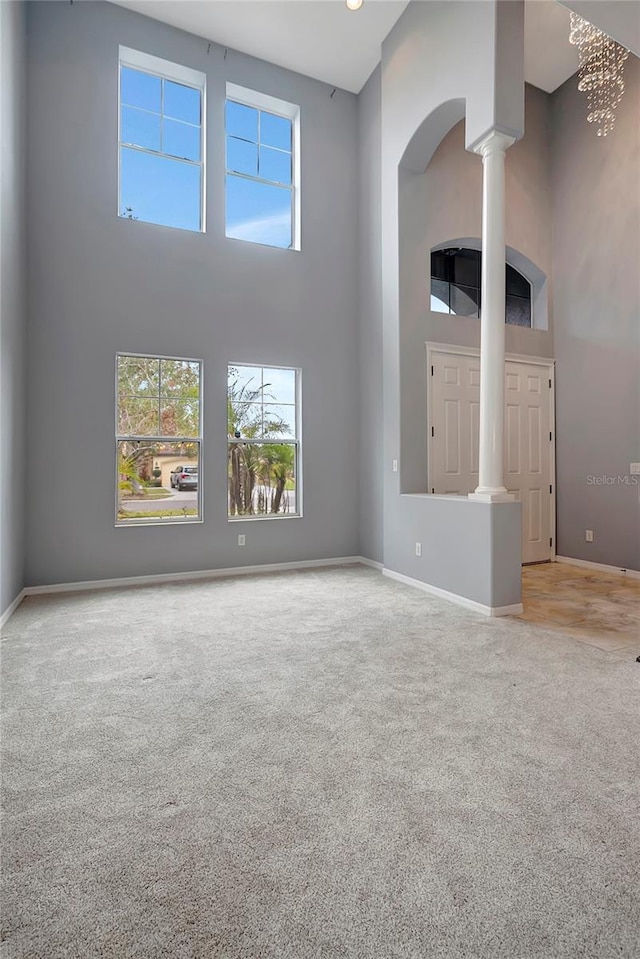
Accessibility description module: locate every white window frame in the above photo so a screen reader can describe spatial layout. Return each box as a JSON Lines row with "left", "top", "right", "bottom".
{"left": 115, "top": 352, "right": 204, "bottom": 527}
{"left": 228, "top": 363, "right": 302, "bottom": 520}
{"left": 118, "top": 46, "right": 207, "bottom": 232}
{"left": 225, "top": 83, "right": 301, "bottom": 251}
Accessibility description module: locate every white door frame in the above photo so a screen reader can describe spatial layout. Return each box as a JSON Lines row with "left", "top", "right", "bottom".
{"left": 426, "top": 342, "right": 556, "bottom": 562}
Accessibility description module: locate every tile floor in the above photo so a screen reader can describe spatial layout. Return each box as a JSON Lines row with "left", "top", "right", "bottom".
{"left": 517, "top": 562, "right": 640, "bottom": 657}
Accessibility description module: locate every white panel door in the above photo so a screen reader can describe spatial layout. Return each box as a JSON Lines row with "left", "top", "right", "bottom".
{"left": 429, "top": 351, "right": 554, "bottom": 564}
{"left": 430, "top": 352, "right": 480, "bottom": 495}
{"left": 504, "top": 362, "right": 552, "bottom": 563}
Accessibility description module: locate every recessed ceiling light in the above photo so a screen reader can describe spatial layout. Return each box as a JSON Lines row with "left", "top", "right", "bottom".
{"left": 346, "top": 0, "right": 364, "bottom": 10}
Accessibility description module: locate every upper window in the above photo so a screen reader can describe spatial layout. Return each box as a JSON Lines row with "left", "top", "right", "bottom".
{"left": 430, "top": 248, "right": 532, "bottom": 327}
{"left": 116, "top": 354, "right": 203, "bottom": 525}
{"left": 228, "top": 365, "right": 301, "bottom": 518}
{"left": 225, "top": 84, "right": 300, "bottom": 251}
{"left": 118, "top": 47, "right": 205, "bottom": 232}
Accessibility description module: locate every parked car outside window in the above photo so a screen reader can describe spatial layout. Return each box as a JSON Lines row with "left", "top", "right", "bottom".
{"left": 170, "top": 466, "right": 198, "bottom": 491}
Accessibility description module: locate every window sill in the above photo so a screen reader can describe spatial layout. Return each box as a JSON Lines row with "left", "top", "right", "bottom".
{"left": 116, "top": 517, "right": 204, "bottom": 528}
{"left": 228, "top": 513, "right": 301, "bottom": 522}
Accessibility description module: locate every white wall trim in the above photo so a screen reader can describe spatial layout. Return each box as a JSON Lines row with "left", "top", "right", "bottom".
{"left": 21, "top": 557, "right": 369, "bottom": 598}
{"left": 0, "top": 590, "right": 26, "bottom": 631}
{"left": 382, "top": 567, "right": 523, "bottom": 617}
{"left": 8, "top": 558, "right": 524, "bottom": 622}
{"left": 554, "top": 556, "right": 640, "bottom": 579}
{"left": 119, "top": 46, "right": 206, "bottom": 91}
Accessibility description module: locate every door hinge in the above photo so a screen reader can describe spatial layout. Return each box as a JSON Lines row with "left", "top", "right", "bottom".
{"left": 549, "top": 432, "right": 552, "bottom": 441}
{"left": 550, "top": 537, "right": 553, "bottom": 547}
{"left": 431, "top": 426, "right": 435, "bottom": 437}
{"left": 550, "top": 485, "right": 553, "bottom": 494}
{"left": 549, "top": 378, "right": 552, "bottom": 388}
{"left": 431, "top": 365, "right": 434, "bottom": 376}
{"left": 432, "top": 488, "right": 435, "bottom": 494}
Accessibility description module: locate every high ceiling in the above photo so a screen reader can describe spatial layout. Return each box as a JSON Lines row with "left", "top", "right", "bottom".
{"left": 112, "top": 0, "right": 580, "bottom": 95}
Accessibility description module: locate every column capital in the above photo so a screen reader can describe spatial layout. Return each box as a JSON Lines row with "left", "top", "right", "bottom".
{"left": 472, "top": 129, "right": 515, "bottom": 159}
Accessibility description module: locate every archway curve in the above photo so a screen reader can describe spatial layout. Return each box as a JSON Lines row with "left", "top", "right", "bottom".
{"left": 400, "top": 98, "right": 466, "bottom": 175}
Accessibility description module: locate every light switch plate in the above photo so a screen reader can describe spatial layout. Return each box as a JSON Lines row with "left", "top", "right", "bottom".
{"left": 630, "top": 463, "right": 640, "bottom": 475}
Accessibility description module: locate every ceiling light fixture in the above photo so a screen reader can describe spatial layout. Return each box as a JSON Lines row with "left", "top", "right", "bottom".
{"left": 346, "top": 0, "right": 364, "bottom": 11}
{"left": 569, "top": 12, "right": 630, "bottom": 137}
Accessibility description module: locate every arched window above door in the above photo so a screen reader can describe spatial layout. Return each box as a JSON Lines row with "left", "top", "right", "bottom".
{"left": 430, "top": 246, "right": 533, "bottom": 328}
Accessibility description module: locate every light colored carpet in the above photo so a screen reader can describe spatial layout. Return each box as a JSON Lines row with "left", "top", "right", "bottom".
{"left": 1, "top": 565, "right": 639, "bottom": 959}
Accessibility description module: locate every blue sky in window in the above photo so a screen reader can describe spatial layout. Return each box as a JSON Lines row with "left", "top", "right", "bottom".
{"left": 119, "top": 71, "right": 294, "bottom": 245}
{"left": 231, "top": 366, "right": 296, "bottom": 406}
{"left": 225, "top": 100, "right": 293, "bottom": 249}
{"left": 120, "top": 67, "right": 202, "bottom": 231}
{"left": 121, "top": 149, "right": 201, "bottom": 231}
{"left": 225, "top": 176, "right": 292, "bottom": 248}
{"left": 229, "top": 365, "right": 296, "bottom": 436}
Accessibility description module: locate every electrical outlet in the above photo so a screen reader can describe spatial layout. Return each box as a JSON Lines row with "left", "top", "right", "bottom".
{"left": 392, "top": 459, "right": 398, "bottom": 473}
{"left": 415, "top": 542, "right": 422, "bottom": 557}
{"left": 585, "top": 530, "right": 593, "bottom": 543}
{"left": 238, "top": 534, "right": 246, "bottom": 546}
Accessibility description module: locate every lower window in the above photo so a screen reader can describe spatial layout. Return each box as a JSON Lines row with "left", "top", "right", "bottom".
{"left": 117, "top": 440, "right": 201, "bottom": 524}
{"left": 116, "top": 353, "right": 203, "bottom": 526}
{"left": 228, "top": 442, "right": 298, "bottom": 517}
{"left": 227, "top": 364, "right": 300, "bottom": 518}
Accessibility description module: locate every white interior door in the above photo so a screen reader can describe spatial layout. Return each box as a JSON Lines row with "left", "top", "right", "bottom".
{"left": 429, "top": 349, "right": 554, "bottom": 564}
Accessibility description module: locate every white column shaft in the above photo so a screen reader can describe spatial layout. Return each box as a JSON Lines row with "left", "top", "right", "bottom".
{"left": 471, "top": 131, "right": 514, "bottom": 502}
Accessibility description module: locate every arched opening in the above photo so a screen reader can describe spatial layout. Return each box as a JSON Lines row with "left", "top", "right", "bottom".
{"left": 399, "top": 99, "right": 466, "bottom": 174}
{"left": 396, "top": 101, "right": 471, "bottom": 496}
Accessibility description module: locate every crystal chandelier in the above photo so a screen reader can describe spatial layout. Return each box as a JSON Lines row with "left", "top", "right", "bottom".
{"left": 569, "top": 13, "right": 630, "bottom": 137}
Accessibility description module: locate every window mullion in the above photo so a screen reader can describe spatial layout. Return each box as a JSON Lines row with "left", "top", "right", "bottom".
{"left": 160, "top": 77, "right": 165, "bottom": 155}
{"left": 257, "top": 110, "right": 261, "bottom": 178}
{"left": 228, "top": 170, "right": 291, "bottom": 190}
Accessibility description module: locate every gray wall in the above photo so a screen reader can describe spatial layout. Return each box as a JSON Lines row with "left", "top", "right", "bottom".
{"left": 551, "top": 54, "right": 640, "bottom": 570}
{"left": 25, "top": 1, "right": 360, "bottom": 586}
{"left": 399, "top": 83, "right": 554, "bottom": 494}
{"left": 357, "top": 66, "right": 383, "bottom": 564}
{"left": 0, "top": 1, "right": 27, "bottom": 617}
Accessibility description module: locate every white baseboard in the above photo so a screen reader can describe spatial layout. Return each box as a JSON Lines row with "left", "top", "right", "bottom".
{"left": 0, "top": 589, "right": 26, "bottom": 631}
{"left": 10, "top": 556, "right": 520, "bottom": 621}
{"left": 382, "top": 568, "right": 523, "bottom": 617}
{"left": 554, "top": 555, "right": 640, "bottom": 579}
{"left": 22, "top": 556, "right": 368, "bottom": 598}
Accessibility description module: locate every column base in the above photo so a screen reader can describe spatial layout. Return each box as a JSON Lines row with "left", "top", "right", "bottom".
{"left": 468, "top": 489, "right": 515, "bottom": 503}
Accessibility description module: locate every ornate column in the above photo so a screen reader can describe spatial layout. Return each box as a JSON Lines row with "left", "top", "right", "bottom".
{"left": 469, "top": 130, "right": 515, "bottom": 503}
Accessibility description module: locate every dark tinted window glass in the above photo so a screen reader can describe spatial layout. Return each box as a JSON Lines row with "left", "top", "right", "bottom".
{"left": 430, "top": 247, "right": 531, "bottom": 326}
{"left": 451, "top": 249, "right": 479, "bottom": 288}
{"left": 506, "top": 295, "right": 531, "bottom": 327}
{"left": 431, "top": 251, "right": 449, "bottom": 282}
{"left": 506, "top": 264, "right": 530, "bottom": 297}
{"left": 451, "top": 284, "right": 480, "bottom": 317}
{"left": 430, "top": 279, "right": 450, "bottom": 312}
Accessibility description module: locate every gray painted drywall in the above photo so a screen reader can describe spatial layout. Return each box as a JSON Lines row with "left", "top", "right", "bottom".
{"left": 377, "top": 0, "right": 525, "bottom": 609}
{"left": 399, "top": 83, "right": 554, "bottom": 494}
{"left": 357, "top": 66, "right": 383, "bottom": 565}
{"left": 25, "top": 1, "right": 359, "bottom": 586}
{"left": 0, "top": 0, "right": 27, "bottom": 617}
{"left": 551, "top": 54, "right": 640, "bottom": 571}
